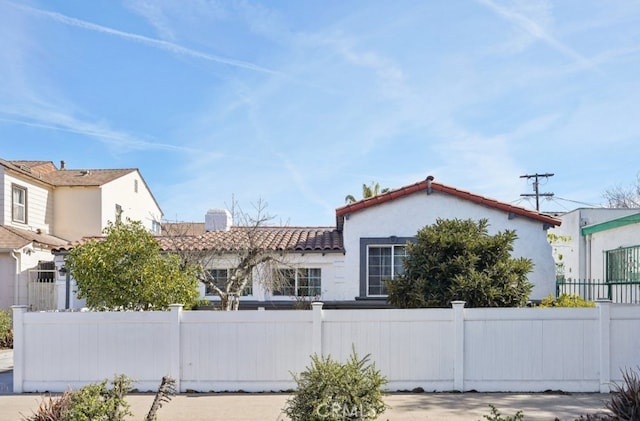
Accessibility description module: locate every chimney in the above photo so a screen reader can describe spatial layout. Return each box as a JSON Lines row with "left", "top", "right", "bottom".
{"left": 60, "top": 160, "right": 65, "bottom": 170}
{"left": 426, "top": 175, "right": 434, "bottom": 195}
{"left": 205, "top": 209, "right": 233, "bottom": 232}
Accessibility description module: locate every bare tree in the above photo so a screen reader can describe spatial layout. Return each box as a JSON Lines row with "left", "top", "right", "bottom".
{"left": 161, "top": 200, "right": 289, "bottom": 311}
{"left": 603, "top": 173, "right": 640, "bottom": 208}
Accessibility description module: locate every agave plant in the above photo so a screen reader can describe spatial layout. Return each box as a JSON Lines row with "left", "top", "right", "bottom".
{"left": 606, "top": 367, "right": 640, "bottom": 421}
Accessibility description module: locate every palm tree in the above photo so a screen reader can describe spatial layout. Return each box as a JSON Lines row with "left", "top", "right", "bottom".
{"left": 345, "top": 181, "right": 390, "bottom": 204}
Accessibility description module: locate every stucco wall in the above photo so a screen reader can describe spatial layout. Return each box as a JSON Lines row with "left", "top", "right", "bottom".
{"left": 202, "top": 252, "right": 346, "bottom": 302}
{"left": 53, "top": 187, "right": 102, "bottom": 241}
{"left": 589, "top": 223, "right": 640, "bottom": 281}
{"left": 100, "top": 171, "right": 162, "bottom": 232}
{"left": 341, "top": 191, "right": 556, "bottom": 301}
{"left": 549, "top": 208, "right": 640, "bottom": 280}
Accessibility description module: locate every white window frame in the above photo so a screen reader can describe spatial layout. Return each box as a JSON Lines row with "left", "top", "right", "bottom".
{"left": 12, "top": 184, "right": 27, "bottom": 224}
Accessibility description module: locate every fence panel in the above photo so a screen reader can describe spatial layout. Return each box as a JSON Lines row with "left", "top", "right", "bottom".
{"left": 11, "top": 301, "right": 640, "bottom": 394}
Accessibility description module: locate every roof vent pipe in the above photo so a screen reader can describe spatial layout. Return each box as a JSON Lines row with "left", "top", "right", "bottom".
{"left": 60, "top": 160, "right": 65, "bottom": 170}
{"left": 426, "top": 175, "right": 434, "bottom": 195}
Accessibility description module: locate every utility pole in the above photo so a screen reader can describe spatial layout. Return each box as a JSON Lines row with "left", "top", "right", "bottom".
{"left": 520, "top": 173, "right": 554, "bottom": 211}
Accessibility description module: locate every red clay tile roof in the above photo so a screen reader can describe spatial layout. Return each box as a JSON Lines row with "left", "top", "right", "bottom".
{"left": 53, "top": 227, "right": 344, "bottom": 254}
{"left": 335, "top": 176, "right": 562, "bottom": 230}
{"left": 0, "top": 225, "right": 70, "bottom": 250}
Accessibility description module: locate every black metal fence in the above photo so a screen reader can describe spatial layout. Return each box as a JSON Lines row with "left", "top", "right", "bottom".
{"left": 556, "top": 278, "right": 640, "bottom": 304}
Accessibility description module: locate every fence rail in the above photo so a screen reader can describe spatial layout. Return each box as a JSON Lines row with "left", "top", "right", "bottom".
{"left": 12, "top": 302, "right": 640, "bottom": 395}
{"left": 556, "top": 279, "right": 640, "bottom": 303}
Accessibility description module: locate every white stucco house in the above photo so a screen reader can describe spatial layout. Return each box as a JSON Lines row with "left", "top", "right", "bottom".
{"left": 0, "top": 158, "right": 163, "bottom": 310}
{"left": 145, "top": 176, "right": 561, "bottom": 309}
{"left": 549, "top": 208, "right": 640, "bottom": 302}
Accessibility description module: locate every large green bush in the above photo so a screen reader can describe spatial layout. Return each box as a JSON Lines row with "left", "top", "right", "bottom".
{"left": 284, "top": 348, "right": 387, "bottom": 421}
{"left": 66, "top": 219, "right": 200, "bottom": 310}
{"left": 0, "top": 309, "right": 12, "bottom": 349}
{"left": 387, "top": 218, "right": 533, "bottom": 308}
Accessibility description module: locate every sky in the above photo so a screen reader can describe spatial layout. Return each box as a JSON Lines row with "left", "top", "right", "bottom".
{"left": 1, "top": 0, "right": 639, "bottom": 226}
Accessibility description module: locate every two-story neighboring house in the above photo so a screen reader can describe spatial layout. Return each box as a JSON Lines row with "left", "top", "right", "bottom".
{"left": 0, "top": 159, "right": 163, "bottom": 310}
{"left": 156, "top": 176, "right": 561, "bottom": 309}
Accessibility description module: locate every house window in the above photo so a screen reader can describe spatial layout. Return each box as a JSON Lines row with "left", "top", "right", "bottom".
{"left": 134, "top": 179, "right": 138, "bottom": 193}
{"left": 606, "top": 245, "right": 640, "bottom": 282}
{"left": 12, "top": 184, "right": 27, "bottom": 224}
{"left": 115, "top": 204, "right": 122, "bottom": 222}
{"left": 273, "top": 268, "right": 321, "bottom": 297}
{"left": 205, "top": 269, "right": 253, "bottom": 296}
{"left": 151, "top": 220, "right": 161, "bottom": 234}
{"left": 367, "top": 245, "right": 407, "bottom": 296}
{"left": 37, "top": 261, "right": 56, "bottom": 283}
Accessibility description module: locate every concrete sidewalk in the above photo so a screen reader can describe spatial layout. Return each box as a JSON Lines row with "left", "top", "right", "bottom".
{"left": 1, "top": 349, "right": 614, "bottom": 420}
{"left": 1, "top": 391, "right": 613, "bottom": 420}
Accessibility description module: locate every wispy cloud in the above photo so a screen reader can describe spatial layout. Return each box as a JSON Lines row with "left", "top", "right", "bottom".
{"left": 5, "top": 1, "right": 282, "bottom": 75}
{"left": 0, "top": 112, "right": 205, "bottom": 155}
{"left": 476, "top": 0, "right": 598, "bottom": 71}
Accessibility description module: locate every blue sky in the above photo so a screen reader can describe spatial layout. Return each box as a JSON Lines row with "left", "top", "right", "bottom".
{"left": 1, "top": 0, "right": 639, "bottom": 226}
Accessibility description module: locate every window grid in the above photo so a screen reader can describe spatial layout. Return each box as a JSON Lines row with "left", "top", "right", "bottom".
{"left": 368, "top": 245, "right": 406, "bottom": 296}
{"left": 205, "top": 269, "right": 252, "bottom": 296}
{"left": 12, "top": 184, "right": 27, "bottom": 224}
{"left": 606, "top": 246, "right": 640, "bottom": 282}
{"left": 273, "top": 268, "right": 322, "bottom": 297}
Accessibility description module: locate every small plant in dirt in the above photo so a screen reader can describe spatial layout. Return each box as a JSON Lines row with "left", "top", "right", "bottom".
{"left": 0, "top": 309, "right": 12, "bottom": 349}
{"left": 21, "top": 375, "right": 132, "bottom": 421}
{"left": 61, "top": 374, "right": 132, "bottom": 421}
{"left": 480, "top": 404, "right": 524, "bottom": 421}
{"left": 538, "top": 293, "right": 596, "bottom": 308}
{"left": 284, "top": 347, "right": 387, "bottom": 420}
{"left": 606, "top": 367, "right": 640, "bottom": 420}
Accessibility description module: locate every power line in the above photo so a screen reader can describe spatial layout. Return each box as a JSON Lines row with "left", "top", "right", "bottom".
{"left": 520, "top": 173, "right": 554, "bottom": 211}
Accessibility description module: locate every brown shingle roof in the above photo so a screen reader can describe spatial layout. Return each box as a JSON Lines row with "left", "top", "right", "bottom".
{"left": 1, "top": 159, "right": 137, "bottom": 187}
{"left": 335, "top": 176, "right": 562, "bottom": 230}
{"left": 0, "top": 225, "right": 70, "bottom": 250}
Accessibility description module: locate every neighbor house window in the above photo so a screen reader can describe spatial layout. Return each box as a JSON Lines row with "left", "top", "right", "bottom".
{"left": 12, "top": 184, "right": 27, "bottom": 224}
{"left": 151, "top": 220, "right": 161, "bottom": 234}
{"left": 134, "top": 179, "right": 138, "bottom": 193}
{"left": 606, "top": 245, "right": 640, "bottom": 282}
{"left": 115, "top": 204, "right": 122, "bottom": 222}
{"left": 205, "top": 269, "right": 252, "bottom": 296}
{"left": 273, "top": 268, "right": 321, "bottom": 297}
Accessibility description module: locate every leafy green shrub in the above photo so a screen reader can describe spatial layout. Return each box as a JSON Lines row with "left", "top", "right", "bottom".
{"left": 480, "top": 404, "right": 524, "bottom": 421}
{"left": 22, "top": 375, "right": 132, "bottom": 421}
{"left": 538, "top": 293, "right": 596, "bottom": 308}
{"left": 387, "top": 218, "right": 533, "bottom": 308}
{"left": 63, "top": 374, "right": 132, "bottom": 421}
{"left": 284, "top": 348, "right": 387, "bottom": 420}
{"left": 0, "top": 309, "right": 12, "bottom": 349}
{"left": 606, "top": 367, "right": 640, "bottom": 420}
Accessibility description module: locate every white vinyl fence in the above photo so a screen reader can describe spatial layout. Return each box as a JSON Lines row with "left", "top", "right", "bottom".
{"left": 12, "top": 301, "right": 640, "bottom": 394}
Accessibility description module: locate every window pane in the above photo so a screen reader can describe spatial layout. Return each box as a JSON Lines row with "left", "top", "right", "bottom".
{"left": 12, "top": 186, "right": 26, "bottom": 223}
{"left": 368, "top": 247, "right": 392, "bottom": 295}
{"left": 273, "top": 269, "right": 295, "bottom": 296}
{"left": 393, "top": 246, "right": 407, "bottom": 276}
{"left": 298, "top": 268, "right": 321, "bottom": 297}
{"left": 205, "top": 269, "right": 228, "bottom": 295}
